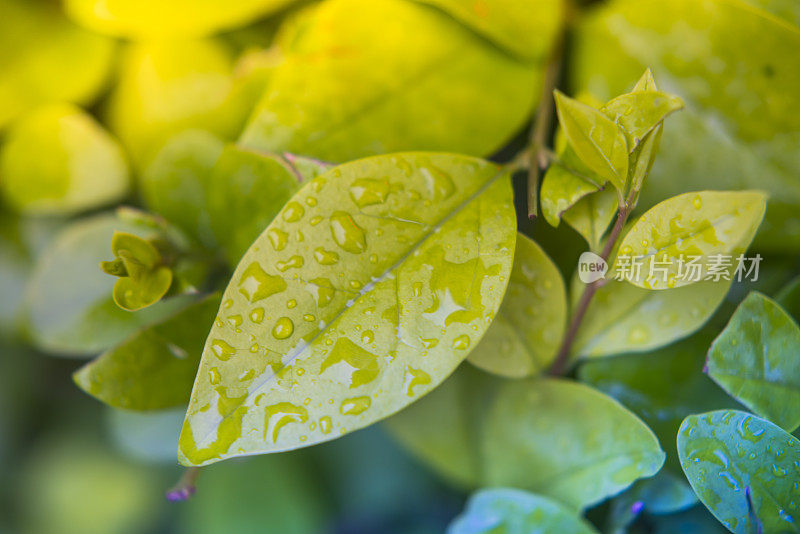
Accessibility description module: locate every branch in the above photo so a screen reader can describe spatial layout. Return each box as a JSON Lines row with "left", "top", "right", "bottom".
{"left": 166, "top": 467, "right": 202, "bottom": 501}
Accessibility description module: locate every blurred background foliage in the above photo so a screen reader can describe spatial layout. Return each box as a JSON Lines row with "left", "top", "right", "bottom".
{"left": 0, "top": 0, "right": 798, "bottom": 532}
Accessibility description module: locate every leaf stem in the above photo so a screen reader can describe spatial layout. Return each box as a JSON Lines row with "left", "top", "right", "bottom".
{"left": 527, "top": 24, "right": 566, "bottom": 219}
{"left": 549, "top": 204, "right": 630, "bottom": 375}
{"left": 166, "top": 467, "right": 202, "bottom": 501}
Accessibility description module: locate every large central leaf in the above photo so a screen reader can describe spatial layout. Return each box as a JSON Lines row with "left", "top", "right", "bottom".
{"left": 179, "top": 153, "right": 515, "bottom": 465}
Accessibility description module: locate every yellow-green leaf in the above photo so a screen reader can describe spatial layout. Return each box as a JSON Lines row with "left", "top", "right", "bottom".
{"left": 0, "top": 104, "right": 129, "bottom": 215}
{"left": 179, "top": 153, "right": 515, "bottom": 466}
{"left": 467, "top": 233, "right": 566, "bottom": 377}
{"left": 240, "top": 0, "right": 540, "bottom": 162}
{"left": 553, "top": 90, "right": 629, "bottom": 192}
{"left": 602, "top": 91, "right": 683, "bottom": 152}
{"left": 613, "top": 191, "right": 767, "bottom": 289}
{"left": 0, "top": 0, "right": 115, "bottom": 129}
{"left": 64, "top": 0, "right": 295, "bottom": 39}
{"left": 562, "top": 188, "right": 618, "bottom": 252}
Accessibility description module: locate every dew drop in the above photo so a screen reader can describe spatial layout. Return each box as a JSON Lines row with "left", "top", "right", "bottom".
{"left": 340, "top": 396, "right": 371, "bottom": 415}
{"left": 267, "top": 228, "right": 289, "bottom": 251}
{"left": 314, "top": 248, "right": 339, "bottom": 265}
{"left": 272, "top": 317, "right": 294, "bottom": 339}
{"left": 452, "top": 334, "right": 470, "bottom": 350}
{"left": 320, "top": 416, "right": 333, "bottom": 434}
{"left": 330, "top": 212, "right": 367, "bottom": 254}
{"left": 282, "top": 201, "right": 305, "bottom": 222}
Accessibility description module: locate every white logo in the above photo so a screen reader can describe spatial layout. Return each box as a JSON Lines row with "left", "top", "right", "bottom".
{"left": 578, "top": 252, "right": 608, "bottom": 283}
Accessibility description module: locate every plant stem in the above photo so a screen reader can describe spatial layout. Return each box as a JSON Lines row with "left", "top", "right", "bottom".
{"left": 549, "top": 204, "right": 630, "bottom": 375}
{"left": 166, "top": 467, "right": 202, "bottom": 501}
{"left": 527, "top": 27, "right": 566, "bottom": 219}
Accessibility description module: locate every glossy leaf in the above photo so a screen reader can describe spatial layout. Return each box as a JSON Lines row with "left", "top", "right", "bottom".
{"left": 0, "top": 0, "right": 114, "bottom": 129}
{"left": 578, "top": 331, "right": 740, "bottom": 474}
{"left": 540, "top": 148, "right": 604, "bottom": 229}
{"left": 467, "top": 233, "right": 566, "bottom": 377}
{"left": 0, "top": 104, "right": 129, "bottom": 215}
{"left": 573, "top": 277, "right": 730, "bottom": 358}
{"left": 64, "top": 0, "right": 295, "bottom": 39}
{"left": 706, "top": 291, "right": 800, "bottom": 432}
{"left": 179, "top": 153, "right": 515, "bottom": 466}
{"left": 414, "top": 0, "right": 563, "bottom": 60}
{"left": 240, "top": 0, "right": 541, "bottom": 162}
{"left": 23, "top": 213, "right": 192, "bottom": 356}
{"left": 562, "top": 187, "right": 618, "bottom": 252}
{"left": 483, "top": 378, "right": 665, "bottom": 510}
{"left": 448, "top": 488, "right": 598, "bottom": 534}
{"left": 141, "top": 130, "right": 225, "bottom": 248}
{"left": 206, "top": 147, "right": 330, "bottom": 265}
{"left": 614, "top": 191, "right": 767, "bottom": 289}
{"left": 74, "top": 294, "right": 218, "bottom": 410}
{"left": 602, "top": 91, "right": 683, "bottom": 152}
{"left": 678, "top": 410, "right": 800, "bottom": 533}
{"left": 107, "top": 40, "right": 242, "bottom": 167}
{"left": 553, "top": 90, "right": 629, "bottom": 192}
{"left": 571, "top": 0, "right": 800, "bottom": 251}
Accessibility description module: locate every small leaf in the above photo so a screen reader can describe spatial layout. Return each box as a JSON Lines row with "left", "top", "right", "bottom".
{"left": 553, "top": 90, "right": 629, "bottom": 192}
{"left": 602, "top": 91, "right": 684, "bottom": 152}
{"left": 179, "top": 153, "right": 515, "bottom": 466}
{"left": 112, "top": 267, "right": 173, "bottom": 312}
{"left": 706, "top": 291, "right": 800, "bottom": 432}
{"left": 483, "top": 378, "right": 665, "bottom": 510}
{"left": 239, "top": 0, "right": 541, "bottom": 162}
{"left": 613, "top": 191, "right": 767, "bottom": 289}
{"left": 23, "top": 213, "right": 193, "bottom": 356}
{"left": 448, "top": 488, "right": 598, "bottom": 534}
{"left": 74, "top": 294, "right": 219, "bottom": 410}
{"left": 626, "top": 124, "right": 662, "bottom": 202}
{"left": 111, "top": 232, "right": 161, "bottom": 272}
{"left": 562, "top": 187, "right": 618, "bottom": 251}
{"left": 0, "top": 104, "right": 129, "bottom": 215}
{"left": 540, "top": 155, "right": 604, "bottom": 228}
{"left": 64, "top": 0, "right": 295, "bottom": 39}
{"left": 573, "top": 275, "right": 730, "bottom": 358}
{"left": 631, "top": 68, "right": 658, "bottom": 93}
{"left": 467, "top": 233, "right": 566, "bottom": 377}
{"left": 678, "top": 410, "right": 800, "bottom": 533}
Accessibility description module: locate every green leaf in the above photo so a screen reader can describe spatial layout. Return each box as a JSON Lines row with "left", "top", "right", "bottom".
{"left": 112, "top": 267, "right": 172, "bottom": 311}
{"left": 571, "top": 0, "right": 800, "bottom": 251}
{"left": 0, "top": 0, "right": 115, "bottom": 129}
{"left": 553, "top": 90, "right": 629, "bottom": 192}
{"left": 678, "top": 410, "right": 800, "bottom": 533}
{"left": 607, "top": 472, "right": 698, "bottom": 533}
{"left": 0, "top": 104, "right": 129, "bottom": 215}
{"left": 776, "top": 274, "right": 800, "bottom": 322}
{"left": 467, "top": 233, "right": 566, "bottom": 377}
{"left": 179, "top": 153, "right": 515, "bottom": 466}
{"left": 483, "top": 378, "right": 665, "bottom": 510}
{"left": 613, "top": 191, "right": 767, "bottom": 289}
{"left": 23, "top": 213, "right": 192, "bottom": 356}
{"left": 413, "top": 0, "right": 563, "bottom": 60}
{"left": 578, "top": 331, "right": 739, "bottom": 474}
{"left": 573, "top": 277, "right": 730, "bottom": 358}
{"left": 64, "top": 0, "right": 295, "bottom": 39}
{"left": 239, "top": 0, "right": 541, "bottom": 162}
{"left": 107, "top": 40, "right": 242, "bottom": 167}
{"left": 562, "top": 187, "right": 618, "bottom": 251}
{"left": 448, "top": 488, "right": 599, "bottom": 534}
{"left": 601, "top": 91, "right": 683, "bottom": 152}
{"left": 706, "top": 291, "right": 800, "bottom": 432}
{"left": 105, "top": 407, "right": 184, "bottom": 463}
{"left": 74, "top": 294, "right": 219, "bottom": 410}
{"left": 540, "top": 155, "right": 604, "bottom": 228}
{"left": 206, "top": 146, "right": 330, "bottom": 265}
{"left": 141, "top": 130, "right": 226, "bottom": 248}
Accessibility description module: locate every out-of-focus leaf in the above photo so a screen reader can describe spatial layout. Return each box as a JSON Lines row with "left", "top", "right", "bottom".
{"left": 607, "top": 472, "right": 698, "bottom": 532}
{"left": 20, "top": 439, "right": 162, "bottom": 534}
{"left": 23, "top": 213, "right": 192, "bottom": 356}
{"left": 776, "top": 274, "right": 800, "bottom": 322}
{"left": 64, "top": 0, "right": 295, "bottom": 39}
{"left": 413, "top": 0, "right": 563, "bottom": 60}
{"left": 206, "top": 146, "right": 330, "bottom": 265}
{"left": 553, "top": 91, "right": 629, "bottom": 193}
{"left": 384, "top": 365, "right": 498, "bottom": 488}
{"left": 651, "top": 505, "right": 730, "bottom": 534}
{"left": 572, "top": 0, "right": 800, "bottom": 251}
{"left": 467, "top": 233, "right": 566, "bottom": 377}
{"left": 706, "top": 291, "right": 800, "bottom": 432}
{"left": 448, "top": 488, "right": 598, "bottom": 534}
{"left": 74, "top": 294, "right": 218, "bottom": 410}
{"left": 678, "top": 410, "right": 800, "bottom": 533}
{"left": 179, "top": 153, "right": 515, "bottom": 466}
{"left": 0, "top": 104, "right": 129, "bottom": 216}
{"left": 741, "top": 0, "right": 800, "bottom": 25}
{"left": 141, "top": 130, "right": 226, "bottom": 248}
{"left": 107, "top": 40, "right": 242, "bottom": 167}
{"left": 614, "top": 191, "right": 766, "bottom": 289}
{"left": 105, "top": 407, "right": 185, "bottom": 464}
{"left": 240, "top": 0, "right": 543, "bottom": 162}
{"left": 562, "top": 187, "right": 618, "bottom": 251}
{"left": 573, "top": 276, "right": 730, "bottom": 358}
{"left": 0, "top": 0, "right": 114, "bottom": 129}
{"left": 178, "top": 452, "right": 329, "bottom": 534}
{"left": 483, "top": 378, "right": 664, "bottom": 510}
